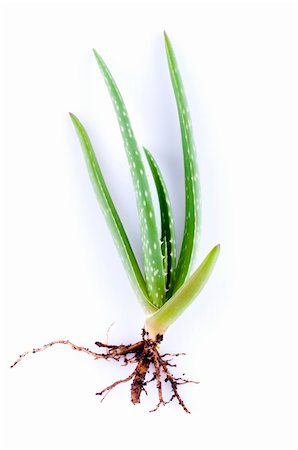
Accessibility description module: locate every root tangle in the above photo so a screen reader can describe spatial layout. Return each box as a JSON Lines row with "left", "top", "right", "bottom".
{"left": 11, "top": 330, "right": 198, "bottom": 413}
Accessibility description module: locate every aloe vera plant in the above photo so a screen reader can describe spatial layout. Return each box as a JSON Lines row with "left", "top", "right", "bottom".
{"left": 12, "top": 33, "right": 220, "bottom": 413}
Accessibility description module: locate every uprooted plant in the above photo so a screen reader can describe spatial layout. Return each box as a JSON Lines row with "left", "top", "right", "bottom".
{"left": 11, "top": 32, "right": 220, "bottom": 413}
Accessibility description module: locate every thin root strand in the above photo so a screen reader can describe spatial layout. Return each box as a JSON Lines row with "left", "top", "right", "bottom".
{"left": 10, "top": 340, "right": 107, "bottom": 368}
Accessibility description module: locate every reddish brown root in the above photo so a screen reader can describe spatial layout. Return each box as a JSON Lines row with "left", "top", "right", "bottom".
{"left": 11, "top": 330, "right": 198, "bottom": 413}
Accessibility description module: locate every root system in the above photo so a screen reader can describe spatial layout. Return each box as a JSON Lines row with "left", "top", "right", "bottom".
{"left": 11, "top": 330, "right": 198, "bottom": 413}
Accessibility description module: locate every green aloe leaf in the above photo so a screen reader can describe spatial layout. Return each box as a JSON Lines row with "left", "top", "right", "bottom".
{"left": 164, "top": 32, "right": 201, "bottom": 296}
{"left": 70, "top": 113, "right": 157, "bottom": 313}
{"left": 144, "top": 147, "right": 176, "bottom": 297}
{"left": 93, "top": 49, "right": 166, "bottom": 307}
{"left": 145, "top": 244, "right": 220, "bottom": 339}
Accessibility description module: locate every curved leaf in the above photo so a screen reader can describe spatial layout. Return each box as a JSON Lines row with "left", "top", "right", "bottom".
{"left": 70, "top": 113, "right": 157, "bottom": 313}
{"left": 144, "top": 147, "right": 176, "bottom": 297}
{"left": 93, "top": 49, "right": 166, "bottom": 307}
{"left": 164, "top": 32, "right": 201, "bottom": 296}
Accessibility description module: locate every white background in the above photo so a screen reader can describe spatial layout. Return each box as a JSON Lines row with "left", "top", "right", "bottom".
{"left": 1, "top": 1, "right": 297, "bottom": 449}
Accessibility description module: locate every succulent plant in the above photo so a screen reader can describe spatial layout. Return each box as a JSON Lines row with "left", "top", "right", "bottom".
{"left": 12, "top": 33, "right": 220, "bottom": 413}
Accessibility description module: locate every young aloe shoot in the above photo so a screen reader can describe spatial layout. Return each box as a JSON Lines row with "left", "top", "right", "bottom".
{"left": 12, "top": 33, "right": 220, "bottom": 413}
